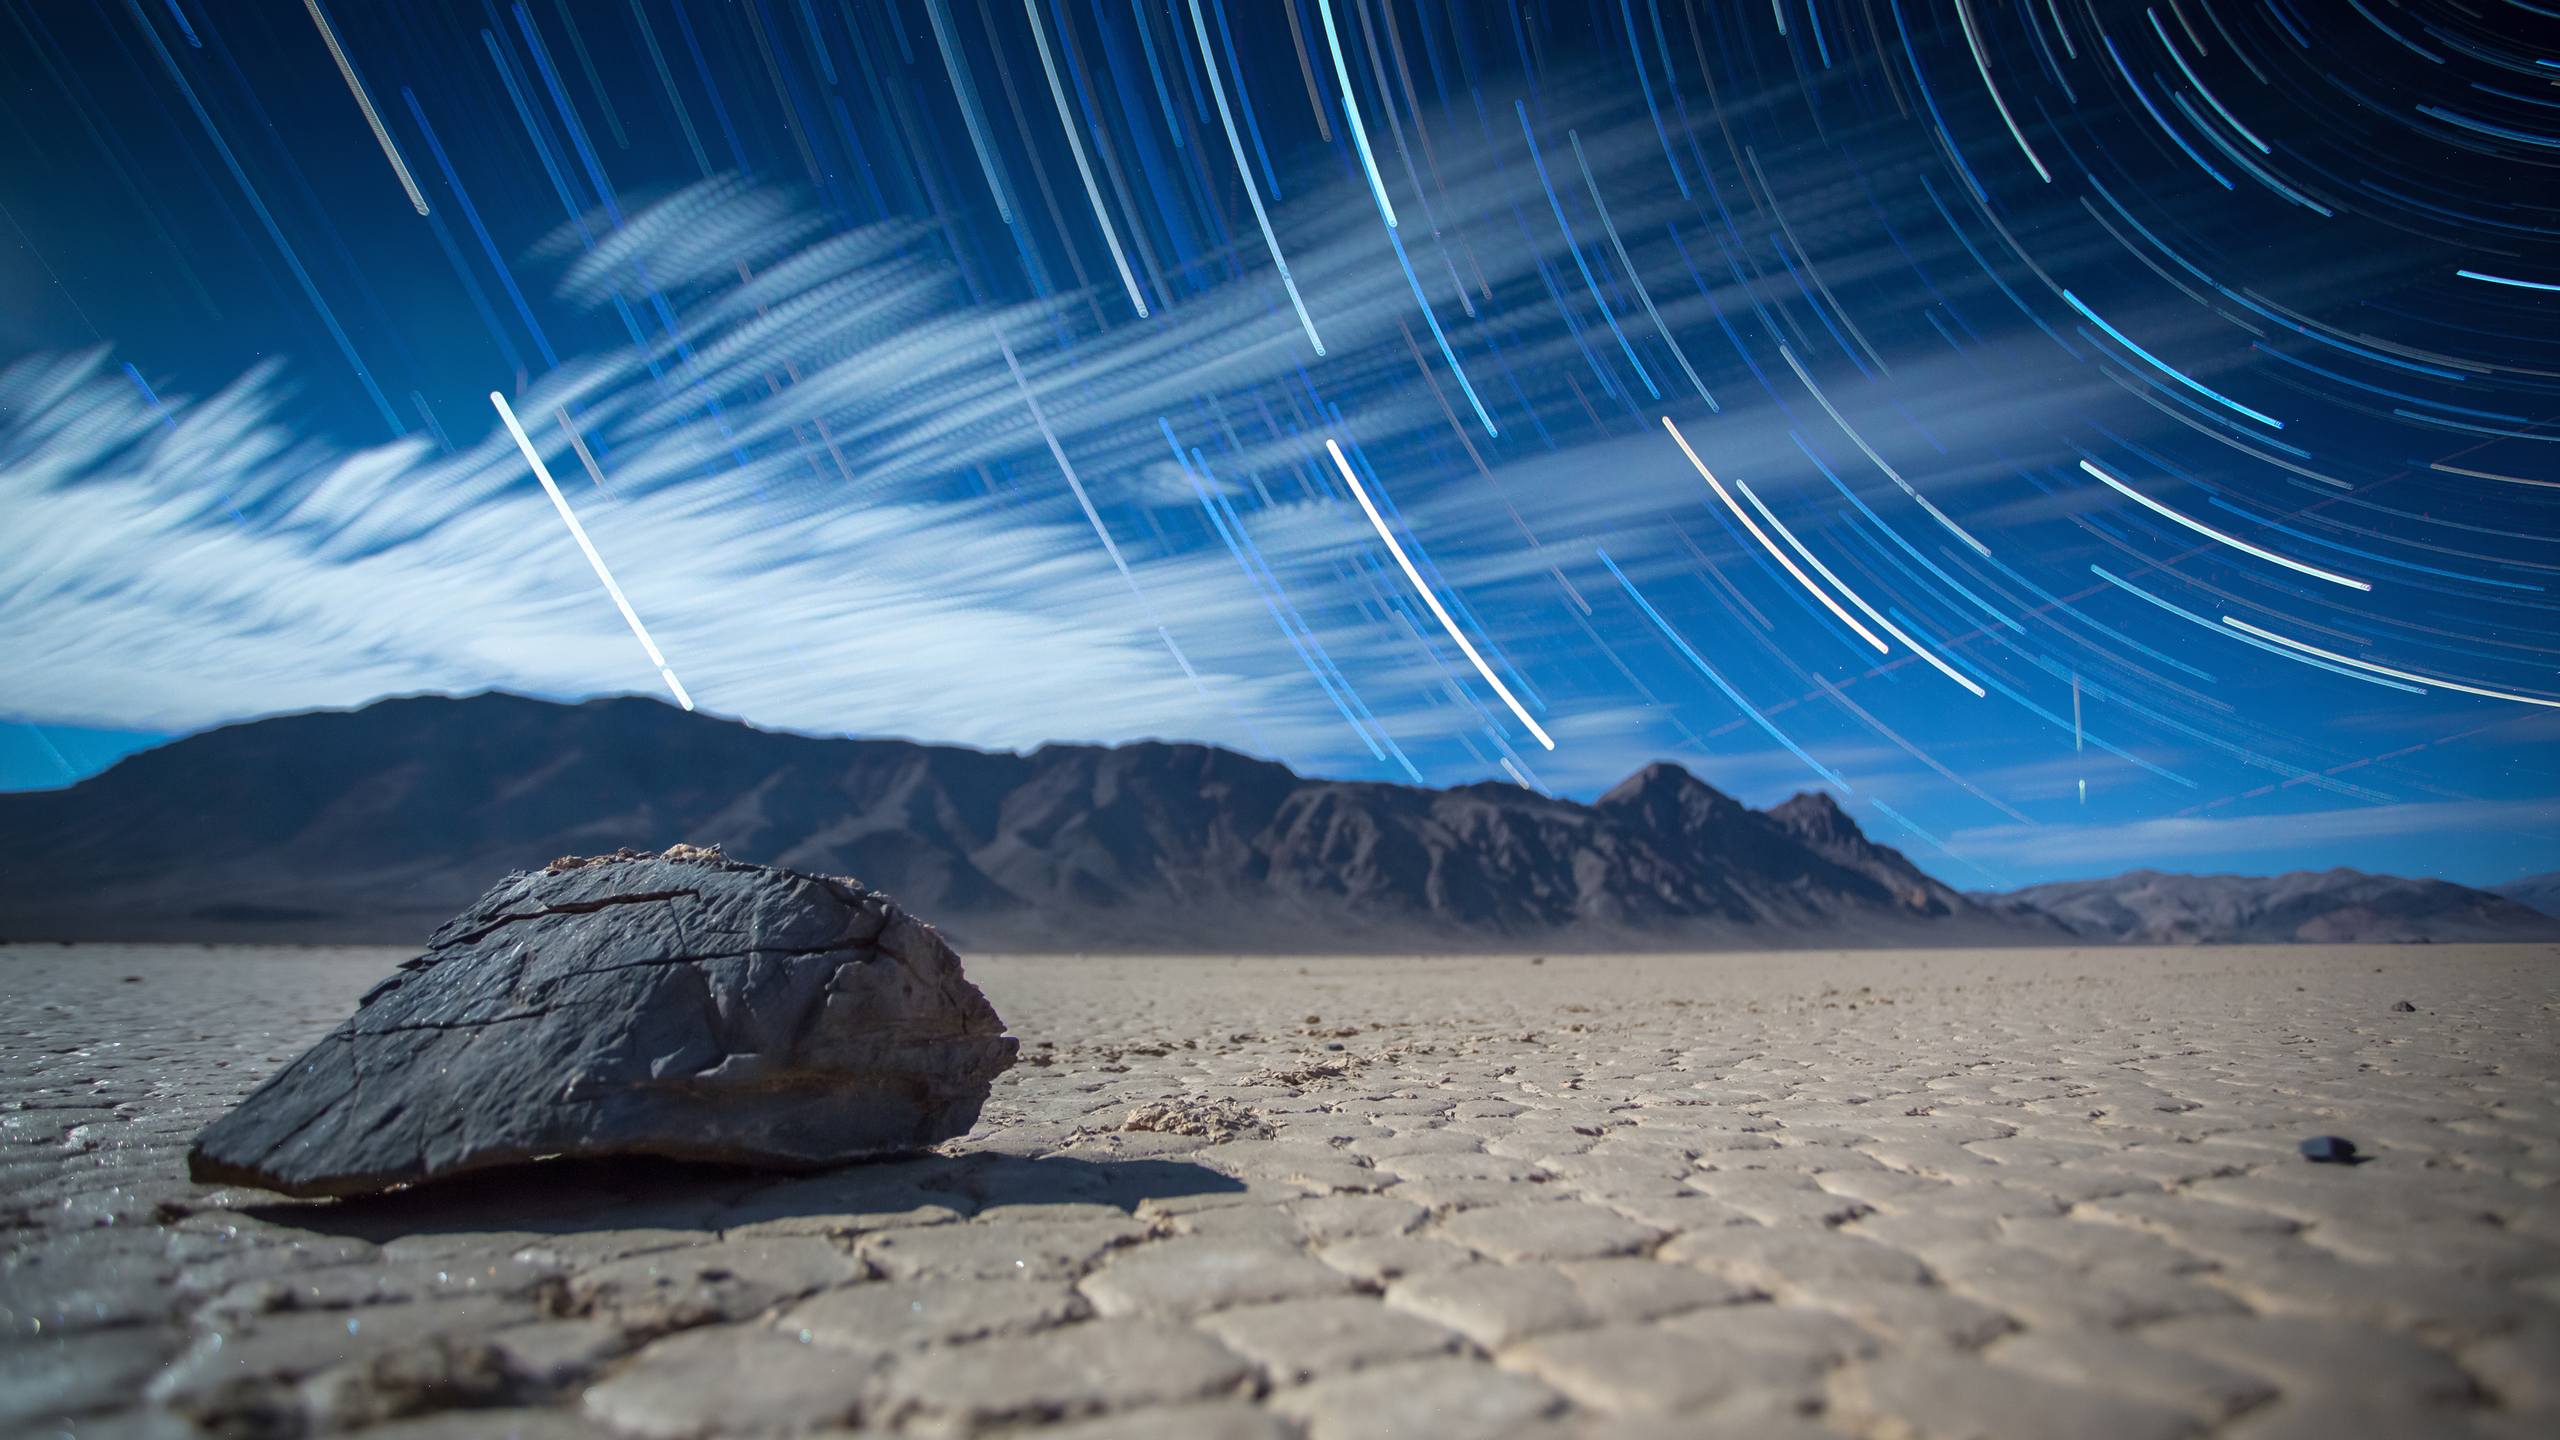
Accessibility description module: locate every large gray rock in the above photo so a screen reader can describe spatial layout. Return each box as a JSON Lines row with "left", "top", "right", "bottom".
{"left": 188, "top": 846, "right": 1018, "bottom": 1197}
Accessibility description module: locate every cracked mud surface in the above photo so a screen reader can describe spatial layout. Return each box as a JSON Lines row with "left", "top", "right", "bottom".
{"left": 5, "top": 941, "right": 2557, "bottom": 1438}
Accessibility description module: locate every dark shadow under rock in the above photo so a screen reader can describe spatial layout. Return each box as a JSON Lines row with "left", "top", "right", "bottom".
{"left": 236, "top": 1153, "right": 1246, "bottom": 1244}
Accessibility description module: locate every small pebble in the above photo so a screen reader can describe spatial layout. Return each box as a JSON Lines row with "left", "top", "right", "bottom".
{"left": 2299, "top": 1135, "right": 2358, "bottom": 1164}
{"left": 2391, "top": 1000, "right": 2417, "bottom": 1012}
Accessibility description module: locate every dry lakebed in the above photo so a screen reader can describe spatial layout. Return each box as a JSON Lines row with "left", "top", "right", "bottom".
{"left": 3, "top": 941, "right": 2556, "bottom": 1439}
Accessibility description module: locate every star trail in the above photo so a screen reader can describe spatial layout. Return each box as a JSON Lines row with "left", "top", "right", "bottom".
{"left": 0, "top": 1, "right": 2554, "bottom": 889}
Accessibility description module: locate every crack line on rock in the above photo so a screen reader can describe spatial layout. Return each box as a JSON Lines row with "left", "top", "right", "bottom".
{"left": 436, "top": 889, "right": 705, "bottom": 948}
{"left": 357, "top": 1000, "right": 592, "bottom": 1036}
{"left": 559, "top": 941, "right": 866, "bottom": 979}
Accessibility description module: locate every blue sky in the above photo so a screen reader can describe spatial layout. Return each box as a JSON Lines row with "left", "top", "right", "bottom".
{"left": 2, "top": 2, "right": 2555, "bottom": 890}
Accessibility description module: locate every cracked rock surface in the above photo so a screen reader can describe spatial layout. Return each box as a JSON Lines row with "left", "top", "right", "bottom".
{"left": 186, "top": 848, "right": 1017, "bottom": 1197}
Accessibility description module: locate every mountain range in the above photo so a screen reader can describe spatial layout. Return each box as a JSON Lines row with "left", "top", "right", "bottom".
{"left": 2494, "top": 872, "right": 2560, "bottom": 922}
{"left": 0, "top": 693, "right": 2550, "bottom": 951}
{"left": 1978, "top": 869, "right": 2559, "bottom": 945}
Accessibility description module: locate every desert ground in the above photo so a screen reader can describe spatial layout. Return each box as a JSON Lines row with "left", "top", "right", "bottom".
{"left": 3, "top": 941, "right": 2556, "bottom": 1439}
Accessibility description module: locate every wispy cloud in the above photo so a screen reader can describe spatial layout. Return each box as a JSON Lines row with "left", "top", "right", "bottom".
{"left": 0, "top": 71, "right": 2328, "bottom": 830}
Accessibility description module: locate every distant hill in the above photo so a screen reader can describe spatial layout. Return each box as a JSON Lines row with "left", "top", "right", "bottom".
{"left": 3, "top": 694, "right": 2545, "bottom": 952}
{"left": 2495, "top": 872, "right": 2560, "bottom": 920}
{"left": 0, "top": 693, "right": 2047, "bottom": 952}
{"left": 1983, "top": 868, "right": 2560, "bottom": 945}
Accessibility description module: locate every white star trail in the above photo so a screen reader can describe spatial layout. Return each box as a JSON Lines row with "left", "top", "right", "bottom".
{"left": 491, "top": 391, "right": 693, "bottom": 711}
{"left": 1316, "top": 0, "right": 1399, "bottom": 229}
{"left": 2222, "top": 618, "right": 2560, "bottom": 710}
{"left": 302, "top": 0, "right": 429, "bottom": 217}
{"left": 1023, "top": 0, "right": 1148, "bottom": 319}
{"left": 1661, "top": 416, "right": 1886, "bottom": 654}
{"left": 2079, "top": 459, "right": 2372, "bottom": 591}
{"left": 1328, "top": 438, "right": 1553, "bottom": 751}
{"left": 1187, "top": 0, "right": 1325, "bottom": 356}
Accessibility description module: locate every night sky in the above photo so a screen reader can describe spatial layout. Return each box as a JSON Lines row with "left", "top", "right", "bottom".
{"left": 2, "top": 1, "right": 2556, "bottom": 890}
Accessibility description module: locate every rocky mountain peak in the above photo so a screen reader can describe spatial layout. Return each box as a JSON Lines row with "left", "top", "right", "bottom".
{"left": 1594, "top": 761, "right": 1747, "bottom": 831}
{"left": 1767, "top": 790, "right": 1857, "bottom": 848}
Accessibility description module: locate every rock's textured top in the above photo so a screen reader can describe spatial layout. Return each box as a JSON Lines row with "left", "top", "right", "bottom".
{"left": 187, "top": 847, "right": 1016, "bottom": 1197}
